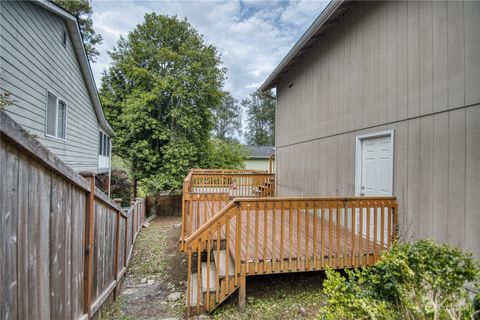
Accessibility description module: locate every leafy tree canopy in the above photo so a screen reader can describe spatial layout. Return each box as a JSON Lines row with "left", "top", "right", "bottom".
{"left": 100, "top": 13, "right": 226, "bottom": 192}
{"left": 53, "top": 0, "right": 103, "bottom": 62}
{"left": 243, "top": 90, "right": 275, "bottom": 145}
{"left": 212, "top": 92, "right": 242, "bottom": 141}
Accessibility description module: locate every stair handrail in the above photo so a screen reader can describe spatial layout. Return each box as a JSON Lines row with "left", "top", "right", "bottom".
{"left": 184, "top": 199, "right": 238, "bottom": 248}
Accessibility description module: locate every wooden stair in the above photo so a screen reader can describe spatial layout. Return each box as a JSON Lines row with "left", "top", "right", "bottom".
{"left": 255, "top": 177, "right": 275, "bottom": 196}
{"left": 186, "top": 249, "right": 238, "bottom": 313}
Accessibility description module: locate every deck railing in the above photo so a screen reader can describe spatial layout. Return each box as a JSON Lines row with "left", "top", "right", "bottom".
{"left": 183, "top": 197, "right": 398, "bottom": 311}
{"left": 180, "top": 169, "right": 275, "bottom": 248}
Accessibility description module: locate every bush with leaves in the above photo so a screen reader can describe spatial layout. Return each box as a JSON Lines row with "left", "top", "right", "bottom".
{"left": 320, "top": 239, "right": 480, "bottom": 320}
{"left": 110, "top": 169, "right": 131, "bottom": 207}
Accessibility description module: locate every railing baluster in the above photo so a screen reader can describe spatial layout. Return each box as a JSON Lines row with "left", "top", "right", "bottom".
{"left": 366, "top": 202, "right": 371, "bottom": 266}
{"left": 216, "top": 226, "right": 220, "bottom": 302}
{"left": 263, "top": 201, "right": 268, "bottom": 273}
{"left": 280, "top": 201, "right": 285, "bottom": 272}
{"left": 343, "top": 201, "right": 348, "bottom": 268}
{"left": 272, "top": 201, "right": 277, "bottom": 272}
{"left": 320, "top": 202, "right": 325, "bottom": 269}
{"left": 380, "top": 205, "right": 385, "bottom": 254}
{"left": 313, "top": 201, "right": 317, "bottom": 270}
{"left": 197, "top": 242, "right": 201, "bottom": 313}
{"left": 336, "top": 201, "right": 340, "bottom": 268}
{"left": 359, "top": 202, "right": 364, "bottom": 266}
{"left": 225, "top": 217, "right": 230, "bottom": 295}
{"left": 373, "top": 202, "right": 378, "bottom": 262}
{"left": 296, "top": 201, "right": 301, "bottom": 271}
{"left": 288, "top": 201, "right": 293, "bottom": 271}
{"left": 351, "top": 201, "right": 356, "bottom": 267}
{"left": 255, "top": 202, "right": 259, "bottom": 273}
{"left": 328, "top": 201, "right": 333, "bottom": 269}
{"left": 305, "top": 201, "right": 309, "bottom": 271}
{"left": 245, "top": 203, "right": 250, "bottom": 274}
{"left": 235, "top": 204, "right": 241, "bottom": 286}
{"left": 187, "top": 247, "right": 192, "bottom": 312}
{"left": 388, "top": 203, "right": 393, "bottom": 249}
{"left": 206, "top": 233, "right": 211, "bottom": 309}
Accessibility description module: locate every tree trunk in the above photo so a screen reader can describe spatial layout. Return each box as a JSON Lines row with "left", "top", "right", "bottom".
{"left": 131, "top": 177, "right": 138, "bottom": 203}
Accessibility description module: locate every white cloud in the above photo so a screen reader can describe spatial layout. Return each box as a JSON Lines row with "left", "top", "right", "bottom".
{"left": 90, "top": 0, "right": 329, "bottom": 135}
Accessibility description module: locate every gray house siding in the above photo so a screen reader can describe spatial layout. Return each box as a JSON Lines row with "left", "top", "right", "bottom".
{"left": 275, "top": 1, "right": 480, "bottom": 256}
{"left": 0, "top": 1, "right": 100, "bottom": 172}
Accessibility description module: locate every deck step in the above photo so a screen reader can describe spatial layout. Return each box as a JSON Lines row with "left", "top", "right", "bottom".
{"left": 214, "top": 250, "right": 235, "bottom": 277}
{"left": 201, "top": 262, "right": 217, "bottom": 292}
{"left": 187, "top": 273, "right": 203, "bottom": 307}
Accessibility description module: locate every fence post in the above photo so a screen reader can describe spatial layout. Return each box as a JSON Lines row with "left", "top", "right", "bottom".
{"left": 131, "top": 201, "right": 135, "bottom": 245}
{"left": 135, "top": 197, "right": 143, "bottom": 228}
{"left": 113, "top": 198, "right": 122, "bottom": 298}
{"left": 123, "top": 208, "right": 129, "bottom": 268}
{"left": 80, "top": 171, "right": 96, "bottom": 319}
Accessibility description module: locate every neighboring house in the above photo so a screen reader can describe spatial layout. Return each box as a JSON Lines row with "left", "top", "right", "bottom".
{"left": 243, "top": 145, "right": 275, "bottom": 173}
{"left": 0, "top": 0, "right": 114, "bottom": 190}
{"left": 261, "top": 0, "right": 480, "bottom": 257}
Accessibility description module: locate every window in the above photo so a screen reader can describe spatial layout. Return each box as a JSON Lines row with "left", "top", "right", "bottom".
{"left": 62, "top": 29, "right": 67, "bottom": 47}
{"left": 99, "top": 131, "right": 110, "bottom": 156}
{"left": 46, "top": 91, "right": 67, "bottom": 140}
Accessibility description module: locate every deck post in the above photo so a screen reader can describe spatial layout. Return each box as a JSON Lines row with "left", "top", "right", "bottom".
{"left": 238, "top": 267, "right": 246, "bottom": 312}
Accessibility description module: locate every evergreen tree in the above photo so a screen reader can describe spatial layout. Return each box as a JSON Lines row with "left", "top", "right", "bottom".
{"left": 212, "top": 92, "right": 242, "bottom": 141}
{"left": 100, "top": 14, "right": 226, "bottom": 193}
{"left": 53, "top": 0, "right": 103, "bottom": 62}
{"left": 243, "top": 90, "right": 275, "bottom": 145}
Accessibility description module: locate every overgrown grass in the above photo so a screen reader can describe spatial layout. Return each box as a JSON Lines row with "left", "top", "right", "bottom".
{"left": 101, "top": 297, "right": 132, "bottom": 320}
{"left": 128, "top": 227, "right": 169, "bottom": 276}
{"left": 211, "top": 272, "right": 326, "bottom": 320}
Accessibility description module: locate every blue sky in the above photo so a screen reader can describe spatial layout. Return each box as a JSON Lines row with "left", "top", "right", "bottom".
{"left": 91, "top": 0, "right": 328, "bottom": 102}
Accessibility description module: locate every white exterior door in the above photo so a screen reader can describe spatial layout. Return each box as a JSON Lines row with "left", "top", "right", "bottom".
{"left": 357, "top": 133, "right": 393, "bottom": 197}
{"left": 355, "top": 131, "right": 394, "bottom": 244}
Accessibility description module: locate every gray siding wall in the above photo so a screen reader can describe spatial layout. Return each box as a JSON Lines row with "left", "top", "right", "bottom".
{"left": 0, "top": 1, "right": 100, "bottom": 172}
{"left": 275, "top": 1, "right": 480, "bottom": 256}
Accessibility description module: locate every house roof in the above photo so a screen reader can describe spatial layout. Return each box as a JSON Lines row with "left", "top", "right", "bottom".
{"left": 260, "top": 0, "right": 358, "bottom": 92}
{"left": 244, "top": 145, "right": 275, "bottom": 159}
{"left": 32, "top": 0, "right": 114, "bottom": 136}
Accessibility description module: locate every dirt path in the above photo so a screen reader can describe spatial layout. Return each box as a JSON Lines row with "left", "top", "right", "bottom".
{"left": 102, "top": 216, "right": 187, "bottom": 320}
{"left": 102, "top": 215, "right": 326, "bottom": 320}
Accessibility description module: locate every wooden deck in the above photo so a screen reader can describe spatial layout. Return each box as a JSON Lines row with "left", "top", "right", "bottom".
{"left": 180, "top": 170, "right": 398, "bottom": 313}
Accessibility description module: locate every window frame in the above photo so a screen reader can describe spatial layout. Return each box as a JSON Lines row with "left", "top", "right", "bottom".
{"left": 45, "top": 90, "right": 67, "bottom": 141}
{"left": 98, "top": 130, "right": 110, "bottom": 157}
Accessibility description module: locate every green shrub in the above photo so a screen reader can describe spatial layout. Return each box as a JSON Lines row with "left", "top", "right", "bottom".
{"left": 320, "top": 240, "right": 480, "bottom": 320}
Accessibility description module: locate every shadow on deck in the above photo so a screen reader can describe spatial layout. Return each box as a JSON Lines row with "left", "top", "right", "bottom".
{"left": 179, "top": 169, "right": 398, "bottom": 314}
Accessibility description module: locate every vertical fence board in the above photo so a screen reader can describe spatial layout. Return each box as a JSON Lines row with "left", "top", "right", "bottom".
{"left": 1, "top": 113, "right": 146, "bottom": 320}
{"left": 27, "top": 161, "right": 39, "bottom": 319}
{"left": 3, "top": 143, "right": 19, "bottom": 319}
{"left": 17, "top": 153, "right": 29, "bottom": 320}
{"left": 38, "top": 168, "right": 52, "bottom": 320}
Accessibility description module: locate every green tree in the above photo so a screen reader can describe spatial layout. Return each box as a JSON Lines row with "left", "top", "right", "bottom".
{"left": 212, "top": 92, "right": 242, "bottom": 141}
{"left": 53, "top": 0, "right": 103, "bottom": 62}
{"left": 100, "top": 14, "right": 225, "bottom": 194}
{"left": 243, "top": 90, "right": 275, "bottom": 145}
{"left": 201, "top": 139, "right": 246, "bottom": 169}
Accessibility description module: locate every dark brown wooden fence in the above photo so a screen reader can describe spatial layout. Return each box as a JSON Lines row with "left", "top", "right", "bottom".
{"left": 0, "top": 111, "right": 145, "bottom": 319}
{"left": 145, "top": 194, "right": 182, "bottom": 217}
